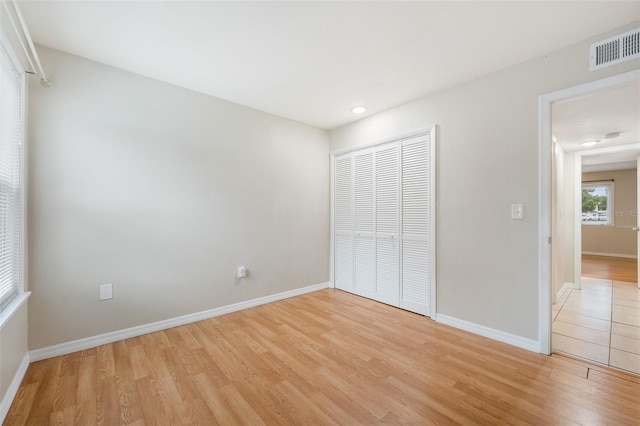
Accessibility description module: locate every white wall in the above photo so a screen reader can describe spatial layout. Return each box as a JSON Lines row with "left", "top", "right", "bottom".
{"left": 28, "top": 47, "right": 330, "bottom": 350}
{"left": 0, "top": 301, "right": 28, "bottom": 420}
{"left": 329, "top": 22, "right": 640, "bottom": 341}
{"left": 552, "top": 145, "right": 575, "bottom": 301}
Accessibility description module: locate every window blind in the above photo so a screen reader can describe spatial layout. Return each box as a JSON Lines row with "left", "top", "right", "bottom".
{"left": 0, "top": 45, "right": 22, "bottom": 311}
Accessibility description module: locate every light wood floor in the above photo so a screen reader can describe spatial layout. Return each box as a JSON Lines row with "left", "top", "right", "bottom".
{"left": 582, "top": 254, "right": 637, "bottom": 283}
{"left": 6, "top": 289, "right": 640, "bottom": 425}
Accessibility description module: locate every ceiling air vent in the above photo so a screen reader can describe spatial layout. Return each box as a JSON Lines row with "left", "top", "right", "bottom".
{"left": 590, "top": 27, "right": 640, "bottom": 70}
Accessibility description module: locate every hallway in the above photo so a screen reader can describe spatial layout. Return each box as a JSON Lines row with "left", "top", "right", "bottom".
{"left": 552, "top": 256, "right": 640, "bottom": 375}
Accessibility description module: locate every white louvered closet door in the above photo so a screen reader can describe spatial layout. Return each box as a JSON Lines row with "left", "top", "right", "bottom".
{"left": 401, "top": 134, "right": 432, "bottom": 316}
{"left": 375, "top": 142, "right": 400, "bottom": 306}
{"left": 334, "top": 154, "right": 353, "bottom": 291}
{"left": 354, "top": 148, "right": 376, "bottom": 298}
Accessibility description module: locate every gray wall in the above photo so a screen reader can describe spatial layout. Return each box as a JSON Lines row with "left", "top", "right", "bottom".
{"left": 582, "top": 168, "right": 638, "bottom": 257}
{"left": 329, "top": 22, "right": 640, "bottom": 341}
{"left": 28, "top": 47, "right": 330, "bottom": 350}
{"left": 0, "top": 302, "right": 28, "bottom": 417}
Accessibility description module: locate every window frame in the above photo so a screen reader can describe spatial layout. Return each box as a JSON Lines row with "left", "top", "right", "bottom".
{"left": 581, "top": 180, "right": 614, "bottom": 227}
{"left": 0, "top": 34, "right": 28, "bottom": 319}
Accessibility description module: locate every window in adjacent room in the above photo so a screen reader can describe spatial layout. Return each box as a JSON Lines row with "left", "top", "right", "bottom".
{"left": 582, "top": 181, "right": 613, "bottom": 226}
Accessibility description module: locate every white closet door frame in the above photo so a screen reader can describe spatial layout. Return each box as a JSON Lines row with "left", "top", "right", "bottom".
{"left": 330, "top": 127, "right": 437, "bottom": 318}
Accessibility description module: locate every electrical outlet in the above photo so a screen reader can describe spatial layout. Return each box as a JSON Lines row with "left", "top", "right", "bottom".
{"left": 99, "top": 283, "right": 113, "bottom": 300}
{"left": 511, "top": 204, "right": 524, "bottom": 220}
{"left": 237, "top": 266, "right": 246, "bottom": 279}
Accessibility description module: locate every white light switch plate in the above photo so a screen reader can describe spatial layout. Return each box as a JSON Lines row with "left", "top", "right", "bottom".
{"left": 511, "top": 204, "right": 524, "bottom": 220}
{"left": 100, "top": 283, "right": 113, "bottom": 300}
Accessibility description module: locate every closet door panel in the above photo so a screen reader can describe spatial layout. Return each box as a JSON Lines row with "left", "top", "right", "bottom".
{"left": 355, "top": 236, "right": 376, "bottom": 296}
{"left": 375, "top": 143, "right": 400, "bottom": 305}
{"left": 402, "top": 237, "right": 430, "bottom": 315}
{"left": 401, "top": 135, "right": 431, "bottom": 316}
{"left": 376, "top": 237, "right": 399, "bottom": 304}
{"left": 334, "top": 154, "right": 353, "bottom": 291}
{"left": 354, "top": 149, "right": 375, "bottom": 296}
{"left": 335, "top": 234, "right": 353, "bottom": 291}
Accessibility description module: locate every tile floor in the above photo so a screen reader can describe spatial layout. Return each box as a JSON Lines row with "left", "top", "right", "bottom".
{"left": 552, "top": 277, "right": 640, "bottom": 375}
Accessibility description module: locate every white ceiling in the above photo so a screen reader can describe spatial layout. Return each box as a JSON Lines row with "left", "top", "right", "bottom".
{"left": 553, "top": 80, "right": 640, "bottom": 153}
{"left": 553, "top": 79, "right": 640, "bottom": 171}
{"left": 18, "top": 1, "right": 640, "bottom": 130}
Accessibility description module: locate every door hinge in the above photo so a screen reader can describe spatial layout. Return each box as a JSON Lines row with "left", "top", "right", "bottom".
{"left": 548, "top": 236, "right": 552, "bottom": 244}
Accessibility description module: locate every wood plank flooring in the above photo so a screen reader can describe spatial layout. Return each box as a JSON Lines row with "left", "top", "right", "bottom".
{"left": 582, "top": 254, "right": 637, "bottom": 283}
{"left": 5, "top": 289, "right": 640, "bottom": 425}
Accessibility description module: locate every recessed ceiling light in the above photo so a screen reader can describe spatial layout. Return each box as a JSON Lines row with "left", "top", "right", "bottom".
{"left": 580, "top": 140, "right": 601, "bottom": 147}
{"left": 351, "top": 106, "right": 366, "bottom": 114}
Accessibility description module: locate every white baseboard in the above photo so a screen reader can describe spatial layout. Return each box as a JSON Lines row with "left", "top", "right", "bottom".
{"left": 30, "top": 282, "right": 330, "bottom": 362}
{"left": 555, "top": 282, "right": 573, "bottom": 304}
{"left": 0, "top": 353, "right": 30, "bottom": 424}
{"left": 582, "top": 251, "right": 637, "bottom": 259}
{"left": 435, "top": 314, "right": 540, "bottom": 353}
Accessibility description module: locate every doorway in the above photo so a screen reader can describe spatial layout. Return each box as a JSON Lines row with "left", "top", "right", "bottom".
{"left": 547, "top": 75, "right": 640, "bottom": 375}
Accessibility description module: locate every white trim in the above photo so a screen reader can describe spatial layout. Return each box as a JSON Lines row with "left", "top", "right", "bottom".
{"left": 331, "top": 126, "right": 436, "bottom": 157}
{"left": 0, "top": 292, "right": 29, "bottom": 331}
{"left": 0, "top": 352, "right": 29, "bottom": 424}
{"left": 429, "top": 126, "right": 437, "bottom": 317}
{"left": 539, "top": 69, "right": 640, "bottom": 356}
{"left": 539, "top": 90, "right": 553, "bottom": 355}
{"left": 329, "top": 154, "right": 336, "bottom": 289}
{"left": 436, "top": 314, "right": 540, "bottom": 353}
{"left": 582, "top": 251, "right": 637, "bottom": 259}
{"left": 29, "top": 282, "right": 330, "bottom": 361}
{"left": 20, "top": 68, "right": 27, "bottom": 296}
{"left": 573, "top": 153, "right": 583, "bottom": 290}
{"left": 555, "top": 282, "right": 573, "bottom": 304}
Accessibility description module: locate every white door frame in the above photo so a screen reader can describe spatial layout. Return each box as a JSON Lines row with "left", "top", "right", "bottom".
{"left": 538, "top": 69, "right": 640, "bottom": 355}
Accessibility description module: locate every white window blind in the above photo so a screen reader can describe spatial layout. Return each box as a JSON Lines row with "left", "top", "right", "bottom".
{"left": 0, "top": 45, "right": 22, "bottom": 311}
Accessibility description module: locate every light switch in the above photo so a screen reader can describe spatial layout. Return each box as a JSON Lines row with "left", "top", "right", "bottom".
{"left": 511, "top": 204, "right": 524, "bottom": 220}
{"left": 100, "top": 283, "right": 113, "bottom": 300}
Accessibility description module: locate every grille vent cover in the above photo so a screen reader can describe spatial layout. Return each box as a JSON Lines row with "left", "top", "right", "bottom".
{"left": 590, "top": 28, "right": 640, "bottom": 70}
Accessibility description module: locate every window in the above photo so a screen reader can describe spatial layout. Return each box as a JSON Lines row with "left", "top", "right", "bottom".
{"left": 582, "top": 181, "right": 613, "bottom": 226}
{"left": 0, "top": 45, "right": 23, "bottom": 311}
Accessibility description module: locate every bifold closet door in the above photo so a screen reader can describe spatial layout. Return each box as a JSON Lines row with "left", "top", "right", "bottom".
{"left": 374, "top": 143, "right": 400, "bottom": 306}
{"left": 334, "top": 154, "right": 353, "bottom": 292}
{"left": 353, "top": 148, "right": 376, "bottom": 299}
{"left": 332, "top": 130, "right": 433, "bottom": 317}
{"left": 401, "top": 135, "right": 432, "bottom": 316}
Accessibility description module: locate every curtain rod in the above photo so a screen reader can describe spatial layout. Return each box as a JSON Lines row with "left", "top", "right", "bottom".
{"left": 2, "top": 1, "right": 35, "bottom": 73}
{"left": 582, "top": 179, "right": 614, "bottom": 183}
{"left": 3, "top": 0, "right": 51, "bottom": 87}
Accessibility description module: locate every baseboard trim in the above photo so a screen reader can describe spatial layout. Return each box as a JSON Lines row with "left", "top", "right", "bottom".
{"left": 30, "top": 282, "right": 330, "bottom": 362}
{"left": 436, "top": 314, "right": 540, "bottom": 353}
{"left": 0, "top": 352, "right": 30, "bottom": 424}
{"left": 555, "top": 282, "right": 573, "bottom": 304}
{"left": 582, "top": 251, "right": 637, "bottom": 259}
